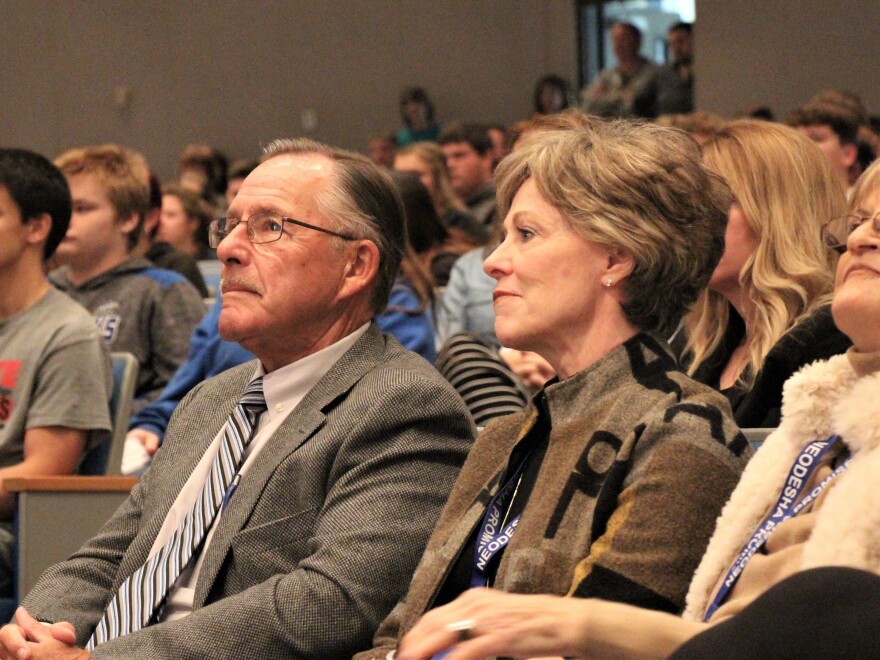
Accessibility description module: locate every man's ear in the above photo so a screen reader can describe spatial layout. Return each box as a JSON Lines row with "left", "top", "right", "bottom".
{"left": 340, "top": 239, "right": 381, "bottom": 300}
{"left": 25, "top": 213, "right": 51, "bottom": 247}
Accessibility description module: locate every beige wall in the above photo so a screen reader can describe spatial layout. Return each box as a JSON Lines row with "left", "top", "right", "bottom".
{"left": 5, "top": 0, "right": 879, "bottom": 181}
{"left": 696, "top": 0, "right": 880, "bottom": 118}
{"left": 0, "top": 0, "right": 576, "bottom": 179}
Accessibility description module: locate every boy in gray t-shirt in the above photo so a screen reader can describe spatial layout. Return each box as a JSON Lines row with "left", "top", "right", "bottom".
{"left": 0, "top": 149, "right": 112, "bottom": 595}
{"left": 0, "top": 288, "right": 111, "bottom": 469}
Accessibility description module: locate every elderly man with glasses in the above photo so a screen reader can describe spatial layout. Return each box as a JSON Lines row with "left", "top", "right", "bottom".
{"left": 1, "top": 139, "right": 474, "bottom": 660}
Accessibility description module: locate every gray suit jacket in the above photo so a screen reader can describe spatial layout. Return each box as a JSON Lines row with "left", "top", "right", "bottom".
{"left": 22, "top": 325, "right": 475, "bottom": 659}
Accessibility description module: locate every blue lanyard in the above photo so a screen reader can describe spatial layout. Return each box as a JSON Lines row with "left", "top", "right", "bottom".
{"left": 428, "top": 462, "right": 530, "bottom": 660}
{"left": 704, "top": 435, "right": 849, "bottom": 621}
{"left": 469, "top": 457, "right": 529, "bottom": 589}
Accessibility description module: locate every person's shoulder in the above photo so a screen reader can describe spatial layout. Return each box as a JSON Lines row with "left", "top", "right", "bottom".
{"left": 357, "top": 331, "right": 462, "bottom": 401}
{"left": 617, "top": 335, "right": 748, "bottom": 456}
{"left": 26, "top": 288, "right": 102, "bottom": 344}
{"left": 136, "top": 265, "right": 193, "bottom": 289}
{"left": 454, "top": 246, "right": 488, "bottom": 270}
{"left": 771, "top": 305, "right": 852, "bottom": 366}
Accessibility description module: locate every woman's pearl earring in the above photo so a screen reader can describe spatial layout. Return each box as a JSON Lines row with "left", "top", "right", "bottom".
{"left": 604, "top": 278, "right": 614, "bottom": 288}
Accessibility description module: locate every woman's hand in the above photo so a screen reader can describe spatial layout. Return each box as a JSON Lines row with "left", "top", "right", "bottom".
{"left": 396, "top": 588, "right": 591, "bottom": 660}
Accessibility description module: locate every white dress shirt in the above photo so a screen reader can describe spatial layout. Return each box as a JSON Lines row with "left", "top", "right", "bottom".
{"left": 153, "top": 323, "right": 369, "bottom": 621}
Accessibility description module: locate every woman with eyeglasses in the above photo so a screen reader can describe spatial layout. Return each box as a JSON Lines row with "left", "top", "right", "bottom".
{"left": 392, "top": 155, "right": 880, "bottom": 660}
{"left": 679, "top": 120, "right": 852, "bottom": 428}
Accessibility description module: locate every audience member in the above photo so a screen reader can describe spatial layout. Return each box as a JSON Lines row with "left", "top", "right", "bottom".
{"left": 785, "top": 100, "right": 860, "bottom": 192}
{"left": 0, "top": 149, "right": 111, "bottom": 596}
{"left": 367, "top": 132, "right": 396, "bottom": 169}
{"left": 123, "top": 258, "right": 438, "bottom": 476}
{"left": 177, "top": 143, "right": 227, "bottom": 208}
{"left": 134, "top": 174, "right": 209, "bottom": 296}
{"left": 810, "top": 88, "right": 869, "bottom": 124}
{"left": 681, "top": 120, "right": 851, "bottom": 427}
{"left": 581, "top": 22, "right": 658, "bottom": 118}
{"left": 395, "top": 162, "right": 880, "bottom": 658}
{"left": 1, "top": 138, "right": 474, "bottom": 659}
{"left": 393, "top": 142, "right": 489, "bottom": 247}
{"left": 396, "top": 87, "right": 441, "bottom": 146}
{"left": 486, "top": 123, "right": 509, "bottom": 171}
{"left": 390, "top": 170, "right": 473, "bottom": 286}
{"left": 158, "top": 184, "right": 216, "bottom": 261}
{"left": 49, "top": 145, "right": 206, "bottom": 405}
{"left": 441, "top": 246, "right": 498, "bottom": 346}
{"left": 224, "top": 159, "right": 258, "bottom": 209}
{"left": 809, "top": 89, "right": 879, "bottom": 184}
{"left": 379, "top": 245, "right": 438, "bottom": 363}
{"left": 439, "top": 122, "right": 497, "bottom": 225}
{"left": 359, "top": 120, "right": 749, "bottom": 658}
{"left": 634, "top": 22, "right": 694, "bottom": 117}
{"left": 532, "top": 73, "right": 571, "bottom": 116}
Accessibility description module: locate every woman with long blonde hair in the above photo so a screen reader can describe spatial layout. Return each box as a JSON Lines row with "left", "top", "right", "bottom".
{"left": 682, "top": 119, "right": 851, "bottom": 427}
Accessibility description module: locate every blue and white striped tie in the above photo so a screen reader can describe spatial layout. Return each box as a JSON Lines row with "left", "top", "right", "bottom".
{"left": 87, "top": 377, "right": 267, "bottom": 649}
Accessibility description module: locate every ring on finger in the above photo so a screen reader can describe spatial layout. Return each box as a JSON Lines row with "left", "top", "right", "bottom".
{"left": 445, "top": 618, "right": 477, "bottom": 642}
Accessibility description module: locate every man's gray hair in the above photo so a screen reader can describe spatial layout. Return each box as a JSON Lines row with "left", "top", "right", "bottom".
{"left": 263, "top": 138, "right": 405, "bottom": 313}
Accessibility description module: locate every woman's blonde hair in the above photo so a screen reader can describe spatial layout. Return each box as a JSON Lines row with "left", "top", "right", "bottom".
{"left": 395, "top": 142, "right": 464, "bottom": 214}
{"left": 685, "top": 120, "right": 845, "bottom": 385}
{"left": 848, "top": 156, "right": 880, "bottom": 213}
{"left": 495, "top": 118, "right": 731, "bottom": 336}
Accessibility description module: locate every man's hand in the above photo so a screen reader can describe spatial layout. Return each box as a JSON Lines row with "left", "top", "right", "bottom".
{"left": 0, "top": 607, "right": 86, "bottom": 660}
{"left": 125, "top": 428, "right": 161, "bottom": 455}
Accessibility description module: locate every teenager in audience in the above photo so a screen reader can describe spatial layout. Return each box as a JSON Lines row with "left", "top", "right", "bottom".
{"left": 223, "top": 159, "right": 258, "bottom": 210}
{"left": 394, "top": 142, "right": 489, "bottom": 249}
{"left": 176, "top": 143, "right": 227, "bottom": 208}
{"left": 532, "top": 74, "right": 571, "bottom": 116}
{"left": 785, "top": 101, "right": 860, "bottom": 194}
{"left": 396, "top": 86, "right": 441, "bottom": 146}
{"left": 0, "top": 149, "right": 111, "bottom": 594}
{"left": 390, "top": 171, "right": 475, "bottom": 286}
{"left": 394, "top": 159, "right": 880, "bottom": 660}
{"left": 134, "top": 175, "right": 209, "bottom": 296}
{"left": 357, "top": 120, "right": 749, "bottom": 659}
{"left": 367, "top": 132, "right": 397, "bottom": 169}
{"left": 681, "top": 120, "right": 851, "bottom": 427}
{"left": 439, "top": 123, "right": 498, "bottom": 226}
{"left": 50, "top": 144, "right": 206, "bottom": 406}
{"left": 157, "top": 184, "right": 215, "bottom": 261}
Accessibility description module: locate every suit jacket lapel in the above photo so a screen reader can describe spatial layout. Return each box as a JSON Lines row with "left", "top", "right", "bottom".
{"left": 193, "top": 325, "right": 385, "bottom": 605}
{"left": 115, "top": 366, "right": 255, "bottom": 581}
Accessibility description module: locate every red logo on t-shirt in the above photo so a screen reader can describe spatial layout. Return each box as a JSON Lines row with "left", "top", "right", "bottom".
{"left": 0, "top": 360, "right": 21, "bottom": 423}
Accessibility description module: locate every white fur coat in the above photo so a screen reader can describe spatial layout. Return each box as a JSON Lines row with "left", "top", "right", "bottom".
{"left": 683, "top": 353, "right": 880, "bottom": 621}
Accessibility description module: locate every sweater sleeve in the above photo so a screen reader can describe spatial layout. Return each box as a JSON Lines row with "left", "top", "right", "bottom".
{"left": 569, "top": 398, "right": 747, "bottom": 613}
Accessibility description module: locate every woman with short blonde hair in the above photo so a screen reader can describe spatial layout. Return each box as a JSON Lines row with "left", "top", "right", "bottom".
{"left": 359, "top": 119, "right": 749, "bottom": 659}
{"left": 394, "top": 157, "right": 880, "bottom": 660}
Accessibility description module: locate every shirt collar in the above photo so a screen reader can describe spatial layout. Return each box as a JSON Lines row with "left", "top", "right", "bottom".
{"left": 254, "top": 322, "right": 370, "bottom": 422}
